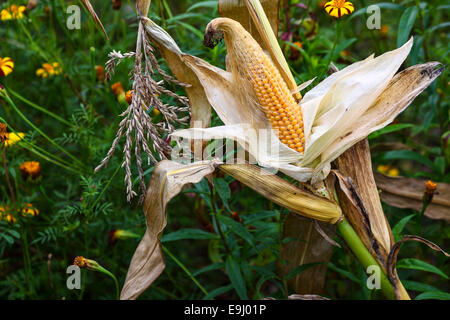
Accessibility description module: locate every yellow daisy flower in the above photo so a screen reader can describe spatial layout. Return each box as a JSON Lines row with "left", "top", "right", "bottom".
{"left": 3, "top": 132, "right": 25, "bottom": 147}
{"left": 324, "top": 0, "right": 354, "bottom": 18}
{"left": 0, "top": 57, "right": 14, "bottom": 77}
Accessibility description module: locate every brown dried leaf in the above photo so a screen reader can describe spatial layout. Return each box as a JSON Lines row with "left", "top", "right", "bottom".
{"left": 120, "top": 160, "right": 220, "bottom": 300}
{"left": 80, "top": 0, "right": 109, "bottom": 40}
{"left": 387, "top": 235, "right": 450, "bottom": 299}
{"left": 218, "top": 0, "right": 280, "bottom": 45}
{"left": 334, "top": 140, "right": 392, "bottom": 270}
{"left": 279, "top": 214, "right": 335, "bottom": 294}
{"left": 136, "top": 0, "right": 151, "bottom": 16}
{"left": 375, "top": 172, "right": 450, "bottom": 222}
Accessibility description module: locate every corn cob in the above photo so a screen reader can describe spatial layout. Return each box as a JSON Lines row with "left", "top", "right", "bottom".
{"left": 204, "top": 18, "right": 305, "bottom": 153}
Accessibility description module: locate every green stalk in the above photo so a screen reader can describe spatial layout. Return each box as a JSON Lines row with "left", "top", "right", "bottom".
{"left": 96, "top": 266, "right": 120, "bottom": 300}
{"left": 162, "top": 245, "right": 209, "bottom": 296}
{"left": 7, "top": 88, "right": 72, "bottom": 127}
{"left": 2, "top": 91, "right": 86, "bottom": 169}
{"left": 337, "top": 218, "right": 395, "bottom": 300}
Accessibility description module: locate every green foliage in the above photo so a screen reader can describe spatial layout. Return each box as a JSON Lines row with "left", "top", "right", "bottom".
{"left": 0, "top": 0, "right": 448, "bottom": 300}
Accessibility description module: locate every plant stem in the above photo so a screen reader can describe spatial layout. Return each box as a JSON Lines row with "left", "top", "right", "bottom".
{"left": 97, "top": 266, "right": 120, "bottom": 300}
{"left": 162, "top": 245, "right": 209, "bottom": 296}
{"left": 336, "top": 218, "right": 396, "bottom": 300}
{"left": 3, "top": 147, "right": 16, "bottom": 203}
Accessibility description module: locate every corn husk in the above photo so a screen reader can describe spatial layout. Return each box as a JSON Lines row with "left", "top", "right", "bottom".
{"left": 120, "top": 160, "right": 221, "bottom": 300}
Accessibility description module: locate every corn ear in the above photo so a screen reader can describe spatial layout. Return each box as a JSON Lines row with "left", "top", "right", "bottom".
{"left": 205, "top": 18, "right": 305, "bottom": 153}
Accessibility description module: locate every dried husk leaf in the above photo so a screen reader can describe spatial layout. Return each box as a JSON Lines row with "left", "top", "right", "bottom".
{"left": 218, "top": 164, "right": 342, "bottom": 223}
{"left": 120, "top": 160, "right": 221, "bottom": 300}
{"left": 279, "top": 214, "right": 335, "bottom": 294}
{"left": 375, "top": 172, "right": 450, "bottom": 222}
{"left": 387, "top": 235, "right": 450, "bottom": 300}
{"left": 334, "top": 141, "right": 392, "bottom": 271}
{"left": 136, "top": 0, "right": 151, "bottom": 16}
{"left": 218, "top": 0, "right": 280, "bottom": 48}
{"left": 318, "top": 62, "right": 444, "bottom": 170}
{"left": 80, "top": 0, "right": 108, "bottom": 39}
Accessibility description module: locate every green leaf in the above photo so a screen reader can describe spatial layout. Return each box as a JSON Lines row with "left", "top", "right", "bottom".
{"left": 403, "top": 280, "right": 441, "bottom": 293}
{"left": 392, "top": 214, "right": 416, "bottom": 242}
{"left": 214, "top": 178, "right": 231, "bottom": 212}
{"left": 379, "top": 150, "right": 436, "bottom": 171}
{"left": 397, "top": 258, "right": 449, "bottom": 279}
{"left": 415, "top": 291, "right": 450, "bottom": 300}
{"left": 187, "top": 1, "right": 218, "bottom": 12}
{"left": 397, "top": 6, "right": 419, "bottom": 47}
{"left": 203, "top": 284, "right": 233, "bottom": 300}
{"left": 369, "top": 124, "right": 414, "bottom": 139}
{"left": 285, "top": 263, "right": 322, "bottom": 280}
{"left": 328, "top": 263, "right": 361, "bottom": 284}
{"left": 242, "top": 210, "right": 279, "bottom": 225}
{"left": 225, "top": 256, "right": 248, "bottom": 299}
{"left": 219, "top": 215, "right": 255, "bottom": 248}
{"left": 162, "top": 228, "right": 218, "bottom": 242}
{"left": 193, "top": 262, "right": 224, "bottom": 277}
{"left": 350, "top": 3, "right": 404, "bottom": 20}
{"left": 427, "top": 22, "right": 450, "bottom": 34}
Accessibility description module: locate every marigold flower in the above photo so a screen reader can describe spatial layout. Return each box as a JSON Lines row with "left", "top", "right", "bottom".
{"left": 21, "top": 203, "right": 39, "bottom": 217}
{"left": 1, "top": 9, "right": 12, "bottom": 21}
{"left": 10, "top": 4, "right": 26, "bottom": 19}
{"left": 19, "top": 161, "right": 41, "bottom": 181}
{"left": 3, "top": 132, "right": 25, "bottom": 147}
{"left": 289, "top": 41, "right": 303, "bottom": 60}
{"left": 110, "top": 82, "right": 124, "bottom": 96}
{"left": 324, "top": 0, "right": 354, "bottom": 18}
{"left": 36, "top": 62, "right": 62, "bottom": 78}
{"left": 0, "top": 123, "right": 7, "bottom": 143}
{"left": 377, "top": 164, "right": 399, "bottom": 177}
{"left": 6, "top": 214, "right": 17, "bottom": 223}
{"left": 0, "top": 57, "right": 14, "bottom": 77}
{"left": 125, "top": 90, "right": 133, "bottom": 104}
{"left": 381, "top": 25, "right": 389, "bottom": 36}
{"left": 425, "top": 180, "right": 437, "bottom": 195}
{"left": 95, "top": 65, "right": 105, "bottom": 82}
{"left": 74, "top": 256, "right": 90, "bottom": 268}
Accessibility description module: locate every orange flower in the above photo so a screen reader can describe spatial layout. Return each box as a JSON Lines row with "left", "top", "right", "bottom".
{"left": 425, "top": 180, "right": 437, "bottom": 195}
{"left": 289, "top": 42, "right": 303, "bottom": 60}
{"left": 95, "top": 65, "right": 105, "bottom": 82}
{"left": 36, "top": 62, "right": 62, "bottom": 78}
{"left": 110, "top": 82, "right": 124, "bottom": 96}
{"left": 19, "top": 161, "right": 41, "bottom": 181}
{"left": 10, "top": 4, "right": 26, "bottom": 19}
{"left": 381, "top": 25, "right": 389, "bottom": 36}
{"left": 125, "top": 90, "right": 133, "bottom": 104}
{"left": 0, "top": 57, "right": 14, "bottom": 77}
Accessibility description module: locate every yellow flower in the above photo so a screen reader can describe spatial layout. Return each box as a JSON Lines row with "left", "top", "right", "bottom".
{"left": 10, "top": 4, "right": 26, "bottom": 19}
{"left": 20, "top": 161, "right": 41, "bottom": 181}
{"left": 377, "top": 164, "right": 399, "bottom": 177}
{"left": 324, "top": 0, "right": 354, "bottom": 18}
{"left": 3, "top": 132, "right": 25, "bottom": 147}
{"left": 0, "top": 57, "right": 14, "bottom": 77}
{"left": 36, "top": 62, "right": 62, "bottom": 78}
{"left": 0, "top": 9, "right": 12, "bottom": 21}
{"left": 0, "top": 205, "right": 16, "bottom": 223}
{"left": 21, "top": 203, "right": 39, "bottom": 217}
{"left": 387, "top": 167, "right": 399, "bottom": 177}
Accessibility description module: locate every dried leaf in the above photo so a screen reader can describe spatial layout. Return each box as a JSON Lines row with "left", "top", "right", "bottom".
{"left": 219, "top": 164, "right": 342, "bottom": 223}
{"left": 334, "top": 140, "right": 393, "bottom": 270}
{"left": 136, "top": 0, "right": 151, "bottom": 16}
{"left": 120, "top": 160, "right": 221, "bottom": 300}
{"left": 279, "top": 214, "right": 335, "bottom": 294}
{"left": 80, "top": 0, "right": 109, "bottom": 39}
{"left": 387, "top": 235, "right": 450, "bottom": 300}
{"left": 375, "top": 172, "right": 450, "bottom": 222}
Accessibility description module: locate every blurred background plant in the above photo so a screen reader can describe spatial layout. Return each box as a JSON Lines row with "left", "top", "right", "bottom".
{"left": 0, "top": 0, "right": 448, "bottom": 300}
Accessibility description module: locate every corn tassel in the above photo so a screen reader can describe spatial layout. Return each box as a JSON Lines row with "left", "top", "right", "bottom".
{"left": 204, "top": 18, "right": 305, "bottom": 153}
